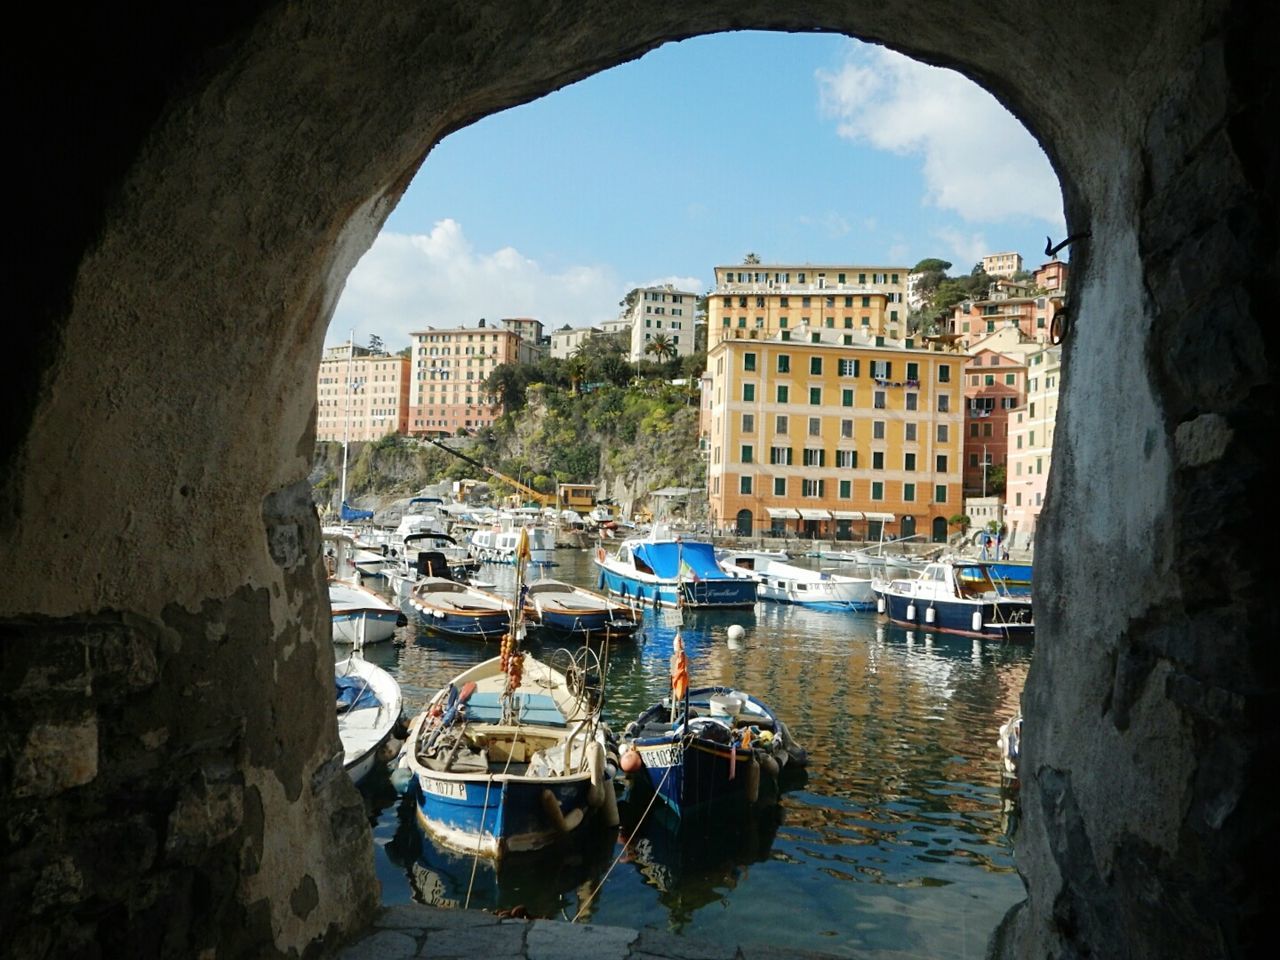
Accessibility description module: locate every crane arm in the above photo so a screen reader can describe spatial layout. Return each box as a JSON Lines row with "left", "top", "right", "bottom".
{"left": 425, "top": 437, "right": 555, "bottom": 506}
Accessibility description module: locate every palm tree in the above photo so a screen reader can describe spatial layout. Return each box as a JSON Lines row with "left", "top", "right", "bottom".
{"left": 644, "top": 334, "right": 676, "bottom": 364}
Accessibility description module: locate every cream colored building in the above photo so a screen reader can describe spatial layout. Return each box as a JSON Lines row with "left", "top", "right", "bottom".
{"left": 316, "top": 342, "right": 410, "bottom": 441}
{"left": 706, "top": 263, "right": 909, "bottom": 352}
{"left": 549, "top": 325, "right": 600, "bottom": 359}
{"left": 407, "top": 319, "right": 540, "bottom": 436}
{"left": 1005, "top": 343, "right": 1061, "bottom": 551}
{"left": 625, "top": 284, "right": 699, "bottom": 362}
{"left": 982, "top": 251, "right": 1024, "bottom": 277}
{"left": 704, "top": 319, "right": 963, "bottom": 543}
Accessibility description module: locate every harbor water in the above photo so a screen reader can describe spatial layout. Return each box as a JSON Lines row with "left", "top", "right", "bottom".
{"left": 349, "top": 547, "right": 1030, "bottom": 960}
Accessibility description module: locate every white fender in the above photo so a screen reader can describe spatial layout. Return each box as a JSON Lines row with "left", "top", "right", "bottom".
{"left": 971, "top": 609, "right": 983, "bottom": 632}
{"left": 587, "top": 740, "right": 606, "bottom": 808}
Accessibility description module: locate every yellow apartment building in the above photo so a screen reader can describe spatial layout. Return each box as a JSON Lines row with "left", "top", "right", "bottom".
{"left": 407, "top": 319, "right": 540, "bottom": 435}
{"left": 704, "top": 327, "right": 964, "bottom": 544}
{"left": 315, "top": 342, "right": 410, "bottom": 441}
{"left": 707, "top": 263, "right": 909, "bottom": 351}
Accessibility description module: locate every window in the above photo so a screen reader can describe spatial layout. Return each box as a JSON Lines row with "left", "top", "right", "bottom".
{"left": 779, "top": 296, "right": 789, "bottom": 307}
{"left": 776, "top": 415, "right": 788, "bottom": 434}
{"left": 802, "top": 478, "right": 825, "bottom": 497}
{"left": 740, "top": 475, "right": 753, "bottom": 494}
{"left": 809, "top": 387, "right": 822, "bottom": 405}
{"left": 743, "top": 383, "right": 755, "bottom": 402}
{"left": 777, "top": 355, "right": 790, "bottom": 373}
{"left": 872, "top": 451, "right": 884, "bottom": 469}
{"left": 839, "top": 479, "right": 852, "bottom": 498}
{"left": 836, "top": 449, "right": 857, "bottom": 468}
{"left": 742, "top": 414, "right": 754, "bottom": 432}
{"left": 937, "top": 394, "right": 950, "bottom": 413}
{"left": 873, "top": 421, "right": 885, "bottom": 439}
{"left": 808, "top": 417, "right": 821, "bottom": 436}
{"left": 906, "top": 362, "right": 919, "bottom": 381}
{"left": 839, "top": 358, "right": 859, "bottom": 377}
{"left": 983, "top": 422, "right": 994, "bottom": 437}
{"left": 905, "top": 422, "right": 917, "bottom": 442}
{"left": 769, "top": 446, "right": 793, "bottom": 465}
{"left": 970, "top": 423, "right": 980, "bottom": 437}
{"left": 903, "top": 482, "right": 916, "bottom": 502}
{"left": 803, "top": 448, "right": 826, "bottom": 467}
{"left": 741, "top": 445, "right": 753, "bottom": 463}
{"left": 774, "top": 477, "right": 786, "bottom": 496}
{"left": 842, "top": 388, "right": 854, "bottom": 407}
{"left": 872, "top": 360, "right": 891, "bottom": 379}
{"left": 810, "top": 356, "right": 822, "bottom": 375}
{"left": 874, "top": 390, "right": 886, "bottom": 409}
{"left": 985, "top": 374, "right": 995, "bottom": 386}
{"left": 905, "top": 392, "right": 917, "bottom": 411}
{"left": 744, "top": 353, "right": 757, "bottom": 371}
{"left": 871, "top": 481, "right": 884, "bottom": 500}
{"left": 936, "top": 454, "right": 948, "bottom": 472}
{"left": 862, "top": 295, "right": 871, "bottom": 307}
{"left": 776, "top": 385, "right": 789, "bottom": 403}
{"left": 840, "top": 418, "right": 853, "bottom": 438}
{"left": 937, "top": 424, "right": 949, "bottom": 443}
{"left": 938, "top": 365, "right": 951, "bottom": 383}
{"left": 904, "top": 453, "right": 916, "bottom": 471}
{"left": 935, "top": 484, "right": 948, "bottom": 503}
{"left": 969, "top": 453, "right": 980, "bottom": 467}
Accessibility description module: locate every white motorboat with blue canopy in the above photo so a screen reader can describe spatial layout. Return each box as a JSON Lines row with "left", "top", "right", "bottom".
{"left": 594, "top": 530, "right": 758, "bottom": 609}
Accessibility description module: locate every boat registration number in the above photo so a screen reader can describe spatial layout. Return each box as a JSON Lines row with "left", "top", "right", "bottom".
{"left": 421, "top": 777, "right": 467, "bottom": 799}
{"left": 641, "top": 745, "right": 683, "bottom": 768}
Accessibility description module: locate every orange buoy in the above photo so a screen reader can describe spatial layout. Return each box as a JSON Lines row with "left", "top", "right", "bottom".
{"left": 620, "top": 746, "right": 642, "bottom": 773}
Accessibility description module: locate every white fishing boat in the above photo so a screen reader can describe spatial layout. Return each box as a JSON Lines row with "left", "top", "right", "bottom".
{"left": 718, "top": 551, "right": 875, "bottom": 611}
{"left": 335, "top": 653, "right": 405, "bottom": 785}
{"left": 325, "top": 533, "right": 403, "bottom": 645}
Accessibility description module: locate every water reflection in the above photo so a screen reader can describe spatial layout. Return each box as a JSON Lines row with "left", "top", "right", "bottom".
{"left": 354, "top": 547, "right": 1032, "bottom": 959}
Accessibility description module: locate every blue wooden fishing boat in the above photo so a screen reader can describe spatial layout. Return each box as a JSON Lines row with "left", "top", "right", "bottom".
{"left": 404, "top": 576, "right": 513, "bottom": 641}
{"left": 872, "top": 558, "right": 1034, "bottom": 641}
{"left": 617, "top": 636, "right": 806, "bottom": 818}
{"left": 594, "top": 532, "right": 758, "bottom": 609}
{"left": 399, "top": 651, "right": 617, "bottom": 858}
{"left": 523, "top": 578, "right": 643, "bottom": 641}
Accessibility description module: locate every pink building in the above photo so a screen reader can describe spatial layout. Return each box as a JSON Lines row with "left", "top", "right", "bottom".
{"left": 315, "top": 342, "right": 410, "bottom": 441}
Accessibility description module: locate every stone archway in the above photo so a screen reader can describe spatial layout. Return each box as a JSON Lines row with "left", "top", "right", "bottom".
{"left": 4, "top": 3, "right": 1273, "bottom": 959}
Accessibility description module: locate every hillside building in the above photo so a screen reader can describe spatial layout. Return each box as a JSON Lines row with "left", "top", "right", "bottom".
{"left": 315, "top": 341, "right": 410, "bottom": 442}
{"left": 1005, "top": 343, "right": 1061, "bottom": 552}
{"left": 624, "top": 284, "right": 699, "bottom": 362}
{"left": 703, "top": 322, "right": 963, "bottom": 544}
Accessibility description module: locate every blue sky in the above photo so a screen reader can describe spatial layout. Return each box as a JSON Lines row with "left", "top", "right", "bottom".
{"left": 328, "top": 31, "right": 1064, "bottom": 350}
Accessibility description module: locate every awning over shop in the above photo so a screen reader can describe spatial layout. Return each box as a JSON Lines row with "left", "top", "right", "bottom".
{"left": 766, "top": 507, "right": 801, "bottom": 519}
{"left": 863, "top": 511, "right": 896, "bottom": 522}
{"left": 798, "top": 508, "right": 832, "bottom": 520}
{"left": 832, "top": 510, "right": 864, "bottom": 520}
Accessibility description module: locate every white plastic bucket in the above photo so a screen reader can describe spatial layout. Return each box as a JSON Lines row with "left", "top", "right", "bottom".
{"left": 709, "top": 693, "right": 743, "bottom": 719}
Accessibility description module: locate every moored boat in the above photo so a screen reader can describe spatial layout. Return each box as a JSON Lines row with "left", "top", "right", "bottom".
{"left": 398, "top": 533, "right": 619, "bottom": 858}
{"left": 872, "top": 557, "right": 1034, "bottom": 641}
{"left": 325, "top": 533, "right": 404, "bottom": 645}
{"left": 523, "top": 578, "right": 643, "bottom": 642}
{"left": 718, "top": 551, "right": 874, "bottom": 611}
{"left": 594, "top": 531, "right": 758, "bottom": 609}
{"left": 405, "top": 576, "right": 513, "bottom": 641}
{"left": 617, "top": 635, "right": 806, "bottom": 818}
{"left": 335, "top": 653, "right": 406, "bottom": 785}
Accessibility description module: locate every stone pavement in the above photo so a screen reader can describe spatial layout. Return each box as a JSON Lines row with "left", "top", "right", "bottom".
{"left": 337, "top": 902, "right": 858, "bottom": 960}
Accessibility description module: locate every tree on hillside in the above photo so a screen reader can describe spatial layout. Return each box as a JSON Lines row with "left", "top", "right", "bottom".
{"left": 618, "top": 288, "right": 639, "bottom": 315}
{"left": 743, "top": 252, "right": 761, "bottom": 264}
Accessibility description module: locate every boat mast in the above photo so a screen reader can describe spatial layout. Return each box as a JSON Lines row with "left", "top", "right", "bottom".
{"left": 340, "top": 329, "right": 354, "bottom": 514}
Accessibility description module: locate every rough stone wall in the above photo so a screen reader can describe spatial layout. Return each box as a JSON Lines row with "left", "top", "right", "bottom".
{"left": 3, "top": 1, "right": 1274, "bottom": 958}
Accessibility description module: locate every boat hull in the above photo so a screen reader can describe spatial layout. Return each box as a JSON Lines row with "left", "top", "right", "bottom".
{"left": 877, "top": 589, "right": 1034, "bottom": 640}
{"left": 331, "top": 610, "right": 401, "bottom": 645}
{"left": 407, "top": 603, "right": 511, "bottom": 640}
{"left": 596, "top": 566, "right": 759, "bottom": 609}
{"left": 413, "top": 770, "right": 596, "bottom": 858}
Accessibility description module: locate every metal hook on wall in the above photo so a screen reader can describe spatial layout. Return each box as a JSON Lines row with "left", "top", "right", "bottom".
{"left": 1045, "top": 232, "right": 1090, "bottom": 258}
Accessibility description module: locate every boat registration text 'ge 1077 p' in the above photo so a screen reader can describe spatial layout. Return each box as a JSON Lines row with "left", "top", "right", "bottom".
{"left": 422, "top": 777, "right": 467, "bottom": 799}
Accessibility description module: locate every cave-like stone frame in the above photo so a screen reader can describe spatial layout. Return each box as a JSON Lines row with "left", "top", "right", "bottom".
{"left": 3, "top": 2, "right": 1273, "bottom": 958}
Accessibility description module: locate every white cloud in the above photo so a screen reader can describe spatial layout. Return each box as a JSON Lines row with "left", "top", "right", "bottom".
{"left": 817, "top": 45, "right": 1064, "bottom": 227}
{"left": 931, "top": 227, "right": 992, "bottom": 271}
{"left": 328, "top": 219, "right": 623, "bottom": 350}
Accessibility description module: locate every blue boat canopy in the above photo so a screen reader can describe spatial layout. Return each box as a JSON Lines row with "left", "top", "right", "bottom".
{"left": 632, "top": 539, "right": 726, "bottom": 579}
{"left": 340, "top": 501, "right": 375, "bottom": 521}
